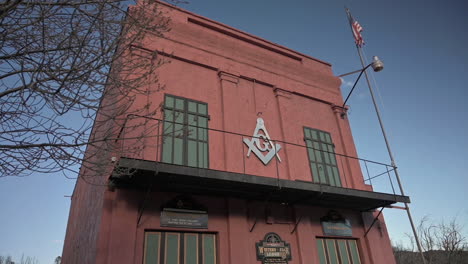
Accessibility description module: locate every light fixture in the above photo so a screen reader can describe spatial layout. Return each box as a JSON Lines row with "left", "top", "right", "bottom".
{"left": 338, "top": 56, "right": 384, "bottom": 118}
{"left": 371, "top": 56, "right": 384, "bottom": 72}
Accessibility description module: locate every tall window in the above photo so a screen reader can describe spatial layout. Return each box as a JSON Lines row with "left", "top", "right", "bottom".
{"left": 304, "top": 127, "right": 341, "bottom": 187}
{"left": 316, "top": 238, "right": 361, "bottom": 264}
{"left": 162, "top": 95, "right": 209, "bottom": 168}
{"left": 144, "top": 232, "right": 217, "bottom": 264}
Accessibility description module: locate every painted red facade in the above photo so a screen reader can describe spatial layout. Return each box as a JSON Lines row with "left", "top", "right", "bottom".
{"left": 62, "top": 2, "right": 406, "bottom": 263}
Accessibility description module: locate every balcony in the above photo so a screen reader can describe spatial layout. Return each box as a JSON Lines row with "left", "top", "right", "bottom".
{"left": 109, "top": 115, "right": 409, "bottom": 211}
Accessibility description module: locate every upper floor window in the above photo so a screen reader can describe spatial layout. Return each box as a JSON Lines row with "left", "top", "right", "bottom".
{"left": 162, "top": 95, "right": 209, "bottom": 168}
{"left": 304, "top": 127, "right": 341, "bottom": 187}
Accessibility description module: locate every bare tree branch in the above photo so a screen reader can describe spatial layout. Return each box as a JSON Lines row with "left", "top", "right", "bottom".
{"left": 395, "top": 216, "right": 467, "bottom": 264}
{"left": 0, "top": 0, "right": 176, "bottom": 179}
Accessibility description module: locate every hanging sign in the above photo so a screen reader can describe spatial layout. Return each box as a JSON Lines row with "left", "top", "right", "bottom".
{"left": 321, "top": 220, "right": 352, "bottom": 237}
{"left": 160, "top": 195, "right": 208, "bottom": 229}
{"left": 256, "top": 233, "right": 291, "bottom": 264}
{"left": 160, "top": 208, "right": 208, "bottom": 229}
{"left": 243, "top": 118, "right": 281, "bottom": 165}
{"left": 320, "top": 210, "right": 352, "bottom": 237}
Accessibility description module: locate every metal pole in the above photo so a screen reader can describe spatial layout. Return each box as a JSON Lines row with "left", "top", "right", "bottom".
{"left": 355, "top": 47, "right": 426, "bottom": 263}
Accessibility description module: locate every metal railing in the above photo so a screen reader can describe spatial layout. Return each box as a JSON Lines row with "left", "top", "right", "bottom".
{"left": 114, "top": 114, "right": 401, "bottom": 196}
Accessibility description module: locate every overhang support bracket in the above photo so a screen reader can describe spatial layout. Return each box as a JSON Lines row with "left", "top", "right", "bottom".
{"left": 137, "top": 181, "right": 154, "bottom": 227}
{"left": 290, "top": 215, "right": 303, "bottom": 234}
{"left": 249, "top": 215, "right": 258, "bottom": 232}
{"left": 364, "top": 207, "right": 385, "bottom": 237}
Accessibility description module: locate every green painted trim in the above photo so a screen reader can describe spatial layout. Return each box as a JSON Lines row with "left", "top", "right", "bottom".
{"left": 145, "top": 233, "right": 160, "bottom": 264}
{"left": 203, "top": 234, "right": 216, "bottom": 264}
{"left": 316, "top": 239, "right": 328, "bottom": 264}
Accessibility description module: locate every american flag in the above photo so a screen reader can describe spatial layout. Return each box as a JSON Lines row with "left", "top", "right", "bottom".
{"left": 349, "top": 12, "right": 364, "bottom": 47}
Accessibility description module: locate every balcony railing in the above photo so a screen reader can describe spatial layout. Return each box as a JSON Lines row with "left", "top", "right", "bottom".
{"left": 112, "top": 114, "right": 402, "bottom": 198}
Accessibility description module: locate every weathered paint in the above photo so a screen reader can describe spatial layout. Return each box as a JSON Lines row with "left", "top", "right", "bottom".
{"left": 62, "top": 1, "right": 396, "bottom": 263}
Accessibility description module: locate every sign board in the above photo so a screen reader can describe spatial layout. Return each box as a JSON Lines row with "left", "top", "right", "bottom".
{"left": 256, "top": 233, "right": 291, "bottom": 264}
{"left": 321, "top": 220, "right": 352, "bottom": 237}
{"left": 160, "top": 208, "right": 208, "bottom": 229}
{"left": 320, "top": 210, "right": 352, "bottom": 237}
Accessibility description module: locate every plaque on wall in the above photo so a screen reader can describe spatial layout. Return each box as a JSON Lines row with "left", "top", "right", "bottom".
{"left": 160, "top": 208, "right": 208, "bottom": 229}
{"left": 160, "top": 195, "right": 208, "bottom": 229}
{"left": 256, "top": 233, "right": 292, "bottom": 264}
{"left": 320, "top": 210, "right": 352, "bottom": 237}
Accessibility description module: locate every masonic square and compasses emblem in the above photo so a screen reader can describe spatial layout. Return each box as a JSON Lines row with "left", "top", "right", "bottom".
{"left": 243, "top": 118, "right": 281, "bottom": 165}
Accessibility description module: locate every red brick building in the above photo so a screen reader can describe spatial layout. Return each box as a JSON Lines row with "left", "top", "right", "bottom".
{"left": 62, "top": 2, "right": 409, "bottom": 263}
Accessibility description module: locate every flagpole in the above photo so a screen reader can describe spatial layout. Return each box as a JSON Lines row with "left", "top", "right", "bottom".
{"left": 344, "top": 8, "right": 427, "bottom": 264}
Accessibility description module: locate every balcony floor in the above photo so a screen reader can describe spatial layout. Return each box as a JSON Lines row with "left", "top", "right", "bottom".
{"left": 110, "top": 157, "right": 410, "bottom": 211}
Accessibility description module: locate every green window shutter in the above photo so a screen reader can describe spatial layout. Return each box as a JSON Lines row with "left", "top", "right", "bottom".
{"left": 165, "top": 95, "right": 174, "bottom": 108}
{"left": 337, "top": 240, "right": 350, "bottom": 264}
{"left": 321, "top": 143, "right": 330, "bottom": 164}
{"left": 188, "top": 101, "right": 197, "bottom": 113}
{"left": 198, "top": 103, "right": 207, "bottom": 115}
{"left": 348, "top": 240, "right": 361, "bottom": 264}
{"left": 306, "top": 141, "right": 316, "bottom": 161}
{"left": 332, "top": 167, "right": 340, "bottom": 187}
{"left": 175, "top": 98, "right": 184, "bottom": 110}
{"left": 165, "top": 233, "right": 180, "bottom": 264}
{"left": 304, "top": 128, "right": 342, "bottom": 187}
{"left": 313, "top": 142, "right": 322, "bottom": 163}
{"left": 174, "top": 112, "right": 185, "bottom": 137}
{"left": 327, "top": 145, "right": 337, "bottom": 165}
{"left": 162, "top": 109, "right": 174, "bottom": 164}
{"left": 202, "top": 234, "right": 216, "bottom": 264}
{"left": 145, "top": 233, "right": 161, "bottom": 264}
{"left": 187, "top": 114, "right": 197, "bottom": 140}
{"left": 145, "top": 232, "right": 216, "bottom": 264}
{"left": 187, "top": 140, "right": 198, "bottom": 167}
{"left": 326, "top": 239, "right": 339, "bottom": 264}
{"left": 326, "top": 166, "right": 336, "bottom": 186}
{"left": 319, "top": 131, "right": 327, "bottom": 143}
{"left": 162, "top": 95, "right": 209, "bottom": 168}
{"left": 185, "top": 234, "right": 198, "bottom": 264}
{"left": 198, "top": 117, "right": 208, "bottom": 141}
{"left": 317, "top": 164, "right": 327, "bottom": 184}
{"left": 311, "top": 129, "right": 318, "bottom": 140}
{"left": 304, "top": 128, "right": 311, "bottom": 139}
{"left": 198, "top": 142, "right": 208, "bottom": 168}
{"left": 310, "top": 163, "right": 320, "bottom": 182}
{"left": 316, "top": 238, "right": 361, "bottom": 264}
{"left": 316, "top": 239, "right": 327, "bottom": 264}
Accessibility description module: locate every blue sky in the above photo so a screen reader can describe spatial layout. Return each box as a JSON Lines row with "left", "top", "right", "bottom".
{"left": 1, "top": 0, "right": 467, "bottom": 262}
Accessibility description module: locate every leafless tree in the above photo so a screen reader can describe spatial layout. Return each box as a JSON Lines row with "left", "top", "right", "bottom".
{"left": 18, "top": 255, "right": 38, "bottom": 264}
{"left": 437, "top": 219, "right": 467, "bottom": 263}
{"left": 393, "top": 216, "right": 467, "bottom": 264}
{"left": 0, "top": 255, "right": 14, "bottom": 264}
{"left": 416, "top": 216, "right": 438, "bottom": 263}
{"left": 393, "top": 240, "right": 418, "bottom": 264}
{"left": 0, "top": 0, "right": 179, "bottom": 180}
{"left": 0, "top": 255, "right": 38, "bottom": 264}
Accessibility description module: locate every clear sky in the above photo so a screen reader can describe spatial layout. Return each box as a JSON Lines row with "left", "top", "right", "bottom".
{"left": 1, "top": 0, "right": 467, "bottom": 263}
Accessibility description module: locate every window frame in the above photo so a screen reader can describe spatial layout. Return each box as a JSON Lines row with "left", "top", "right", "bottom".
{"left": 143, "top": 231, "right": 217, "bottom": 264}
{"left": 316, "top": 237, "right": 362, "bottom": 264}
{"left": 161, "top": 94, "right": 209, "bottom": 168}
{"left": 303, "top": 127, "right": 341, "bottom": 187}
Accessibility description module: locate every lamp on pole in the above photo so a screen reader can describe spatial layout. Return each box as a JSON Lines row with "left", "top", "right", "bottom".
{"left": 339, "top": 56, "right": 384, "bottom": 118}
{"left": 338, "top": 55, "right": 427, "bottom": 264}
